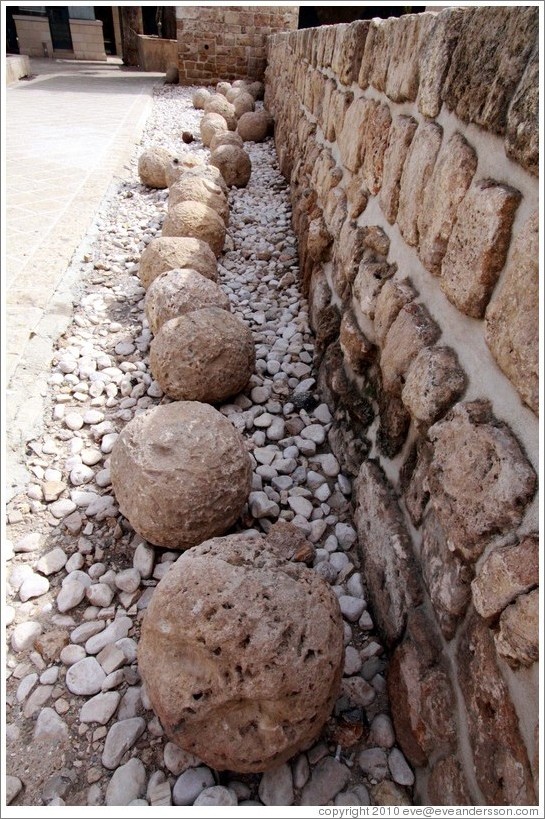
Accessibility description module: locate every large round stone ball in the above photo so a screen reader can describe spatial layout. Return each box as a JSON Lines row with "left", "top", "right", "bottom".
{"left": 192, "top": 87, "right": 211, "bottom": 109}
{"left": 149, "top": 306, "right": 255, "bottom": 403}
{"left": 216, "top": 81, "right": 231, "bottom": 97}
{"left": 169, "top": 176, "right": 229, "bottom": 225}
{"left": 247, "top": 81, "right": 265, "bottom": 101}
{"left": 178, "top": 164, "right": 228, "bottom": 195}
{"left": 110, "top": 403, "right": 252, "bottom": 550}
{"left": 204, "top": 94, "right": 237, "bottom": 130}
{"left": 237, "top": 111, "right": 269, "bottom": 143}
{"left": 138, "top": 147, "right": 174, "bottom": 188}
{"left": 162, "top": 201, "right": 226, "bottom": 258}
{"left": 138, "top": 237, "right": 218, "bottom": 289}
{"left": 138, "top": 533, "right": 345, "bottom": 772}
{"left": 145, "top": 268, "right": 230, "bottom": 334}
{"left": 164, "top": 154, "right": 204, "bottom": 188}
{"left": 210, "top": 145, "right": 251, "bottom": 189}
{"left": 226, "top": 85, "right": 247, "bottom": 104}
{"left": 200, "top": 113, "right": 228, "bottom": 147}
{"left": 209, "top": 130, "right": 244, "bottom": 152}
{"left": 233, "top": 91, "right": 255, "bottom": 118}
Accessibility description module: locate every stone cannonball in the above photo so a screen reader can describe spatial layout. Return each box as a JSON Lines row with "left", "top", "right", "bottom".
{"left": 232, "top": 79, "right": 250, "bottom": 89}
{"left": 192, "top": 87, "right": 212, "bottom": 109}
{"left": 237, "top": 111, "right": 270, "bottom": 143}
{"left": 247, "top": 80, "right": 265, "bottom": 101}
{"left": 162, "top": 201, "right": 226, "bottom": 258}
{"left": 149, "top": 306, "right": 255, "bottom": 403}
{"left": 200, "top": 113, "right": 229, "bottom": 147}
{"left": 164, "top": 153, "right": 204, "bottom": 188}
{"left": 209, "top": 131, "right": 244, "bottom": 152}
{"left": 138, "top": 147, "right": 174, "bottom": 189}
{"left": 177, "top": 164, "right": 229, "bottom": 196}
{"left": 110, "top": 402, "right": 252, "bottom": 550}
{"left": 145, "top": 268, "right": 230, "bottom": 334}
{"left": 138, "top": 237, "right": 218, "bottom": 289}
{"left": 169, "top": 176, "right": 229, "bottom": 225}
{"left": 138, "top": 533, "right": 345, "bottom": 772}
{"left": 232, "top": 91, "right": 255, "bottom": 119}
{"left": 216, "top": 80, "right": 231, "bottom": 97}
{"left": 210, "top": 145, "right": 252, "bottom": 189}
{"left": 204, "top": 94, "right": 237, "bottom": 130}
{"left": 226, "top": 85, "right": 246, "bottom": 104}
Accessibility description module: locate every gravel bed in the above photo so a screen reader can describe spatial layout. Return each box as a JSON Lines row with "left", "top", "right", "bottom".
{"left": 4, "top": 83, "right": 414, "bottom": 808}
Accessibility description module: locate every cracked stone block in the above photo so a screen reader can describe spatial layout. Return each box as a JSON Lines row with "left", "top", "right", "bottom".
{"left": 380, "top": 302, "right": 441, "bottom": 396}
{"left": 418, "top": 132, "right": 477, "bottom": 276}
{"left": 441, "top": 179, "right": 521, "bottom": 318}
{"left": 427, "top": 401, "right": 537, "bottom": 562}
{"left": 353, "top": 461, "right": 422, "bottom": 647}
{"left": 485, "top": 210, "right": 538, "bottom": 415}
{"left": 401, "top": 345, "right": 467, "bottom": 427}
{"left": 361, "top": 101, "right": 391, "bottom": 196}
{"left": 417, "top": 8, "right": 465, "bottom": 119}
{"left": 495, "top": 589, "right": 538, "bottom": 668}
{"left": 353, "top": 258, "right": 396, "bottom": 336}
{"left": 330, "top": 23, "right": 349, "bottom": 75}
{"left": 427, "top": 756, "right": 472, "bottom": 806}
{"left": 358, "top": 17, "right": 397, "bottom": 93}
{"left": 337, "top": 98, "right": 371, "bottom": 174}
{"left": 397, "top": 122, "right": 442, "bottom": 248}
{"left": 337, "top": 21, "right": 370, "bottom": 86}
{"left": 325, "top": 89, "right": 353, "bottom": 143}
{"left": 374, "top": 278, "right": 417, "bottom": 349}
{"left": 456, "top": 612, "right": 536, "bottom": 805}
{"left": 505, "top": 43, "right": 538, "bottom": 176}
{"left": 401, "top": 440, "right": 432, "bottom": 527}
{"left": 385, "top": 12, "right": 434, "bottom": 103}
{"left": 339, "top": 310, "right": 375, "bottom": 376}
{"left": 345, "top": 168, "right": 369, "bottom": 220}
{"left": 378, "top": 115, "right": 418, "bottom": 224}
{"left": 471, "top": 534, "right": 538, "bottom": 622}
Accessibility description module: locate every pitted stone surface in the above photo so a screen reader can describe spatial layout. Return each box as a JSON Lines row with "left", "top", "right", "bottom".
{"left": 378, "top": 115, "right": 418, "bottom": 224}
{"left": 401, "top": 346, "right": 466, "bottom": 427}
{"left": 138, "top": 533, "right": 344, "bottom": 772}
{"left": 164, "top": 153, "right": 204, "bottom": 188}
{"left": 237, "top": 111, "right": 270, "bottom": 143}
{"left": 210, "top": 145, "right": 252, "bottom": 189}
{"left": 495, "top": 589, "right": 538, "bottom": 669}
{"left": 397, "top": 122, "right": 442, "bottom": 248}
{"left": 471, "top": 534, "right": 538, "bottom": 622}
{"left": 200, "top": 113, "right": 228, "bottom": 147}
{"left": 192, "top": 87, "right": 211, "bottom": 109}
{"left": 161, "top": 200, "right": 226, "bottom": 258}
{"left": 168, "top": 176, "right": 229, "bottom": 224}
{"left": 137, "top": 147, "right": 174, "bottom": 189}
{"left": 145, "top": 268, "right": 230, "bottom": 334}
{"left": 138, "top": 236, "right": 218, "bottom": 289}
{"left": 209, "top": 130, "right": 244, "bottom": 152}
{"left": 110, "top": 402, "right": 252, "bottom": 550}
{"left": 380, "top": 303, "right": 441, "bottom": 396}
{"left": 203, "top": 94, "right": 237, "bottom": 130}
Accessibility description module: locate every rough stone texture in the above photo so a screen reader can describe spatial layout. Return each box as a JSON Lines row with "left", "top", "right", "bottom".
{"left": 168, "top": 176, "right": 229, "bottom": 224}
{"left": 306, "top": 216, "right": 332, "bottom": 263}
{"left": 200, "top": 113, "right": 228, "bottom": 147}
{"left": 427, "top": 756, "right": 472, "bottom": 806}
{"left": 137, "top": 147, "right": 174, "bottom": 189}
{"left": 204, "top": 93, "right": 237, "bottom": 129}
{"left": 110, "top": 402, "right": 252, "bottom": 550}
{"left": 164, "top": 154, "right": 204, "bottom": 188}
{"left": 237, "top": 111, "right": 270, "bottom": 143}
{"left": 358, "top": 17, "right": 395, "bottom": 93}
{"left": 380, "top": 302, "right": 441, "bottom": 396}
{"left": 149, "top": 307, "right": 255, "bottom": 403}
{"left": 457, "top": 613, "right": 536, "bottom": 804}
{"left": 471, "top": 534, "right": 539, "bottom": 622}
{"left": 417, "top": 8, "right": 465, "bottom": 119}
{"left": 209, "top": 130, "right": 244, "bottom": 152}
{"left": 397, "top": 122, "right": 442, "bottom": 248}
{"left": 485, "top": 210, "right": 539, "bottom": 414}
{"left": 352, "top": 258, "right": 396, "bottom": 332}
{"left": 401, "top": 441, "right": 432, "bottom": 527}
{"left": 192, "top": 87, "right": 211, "bottom": 109}
{"left": 417, "top": 132, "right": 477, "bottom": 275}
{"left": 210, "top": 145, "right": 252, "bottom": 188}
{"left": 162, "top": 200, "right": 226, "bottom": 258}
{"left": 339, "top": 310, "right": 375, "bottom": 376}
{"left": 353, "top": 460, "right": 422, "bottom": 646}
{"left": 301, "top": 757, "right": 351, "bottom": 805}
{"left": 388, "top": 610, "right": 457, "bottom": 768}
{"left": 334, "top": 222, "right": 389, "bottom": 304}
{"left": 360, "top": 101, "right": 391, "bottom": 196}
{"left": 337, "top": 98, "right": 369, "bottom": 174}
{"left": 233, "top": 92, "right": 255, "bottom": 118}
{"left": 373, "top": 277, "right": 417, "bottom": 349}
{"left": 378, "top": 115, "right": 418, "bottom": 224}
{"left": 495, "top": 589, "right": 539, "bottom": 669}
{"left": 441, "top": 179, "right": 521, "bottom": 318}
{"left": 441, "top": 6, "right": 538, "bottom": 135}
{"left": 338, "top": 21, "right": 369, "bottom": 86}
{"left": 401, "top": 346, "right": 467, "bottom": 427}
{"left": 144, "top": 268, "right": 230, "bottom": 334}
{"left": 427, "top": 401, "right": 537, "bottom": 562}
{"left": 421, "top": 510, "right": 473, "bottom": 640}
{"left": 385, "top": 12, "right": 430, "bottom": 103}
{"left": 505, "top": 43, "right": 538, "bottom": 175}
{"left": 138, "top": 236, "right": 218, "bottom": 289}
{"left": 138, "top": 533, "right": 344, "bottom": 773}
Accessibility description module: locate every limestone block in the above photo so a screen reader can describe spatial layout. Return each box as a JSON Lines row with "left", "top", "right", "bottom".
{"left": 417, "top": 132, "right": 477, "bottom": 276}
{"left": 387, "top": 610, "right": 457, "bottom": 767}
{"left": 417, "top": 8, "right": 465, "bottom": 119}
{"left": 337, "top": 98, "right": 370, "bottom": 174}
{"left": 378, "top": 115, "right": 418, "bottom": 224}
{"left": 162, "top": 201, "right": 226, "bottom": 258}
{"left": 320, "top": 78, "right": 336, "bottom": 139}
{"left": 330, "top": 23, "right": 349, "bottom": 76}
{"left": 401, "top": 346, "right": 467, "bottom": 427}
{"left": 505, "top": 43, "right": 538, "bottom": 176}
{"left": 385, "top": 13, "right": 433, "bottom": 103}
{"left": 311, "top": 148, "right": 341, "bottom": 200}
{"left": 306, "top": 216, "right": 332, "bottom": 263}
{"left": 138, "top": 534, "right": 344, "bottom": 772}
{"left": 345, "top": 168, "right": 369, "bottom": 220}
{"left": 441, "top": 179, "right": 521, "bottom": 318}
{"left": 352, "top": 258, "right": 395, "bottom": 334}
{"left": 209, "top": 130, "right": 244, "bottom": 152}
{"left": 456, "top": 613, "right": 536, "bottom": 804}
{"left": 428, "top": 401, "right": 537, "bottom": 562}
{"left": 397, "top": 122, "right": 442, "bottom": 248}
{"left": 210, "top": 145, "right": 252, "bottom": 188}
{"left": 144, "top": 268, "right": 230, "bottom": 335}
{"left": 322, "top": 186, "right": 347, "bottom": 238}
{"left": 325, "top": 89, "right": 353, "bottom": 144}
{"left": 338, "top": 21, "right": 369, "bottom": 86}
{"left": 421, "top": 511, "right": 473, "bottom": 641}
{"left": 427, "top": 757, "right": 472, "bottom": 806}
{"left": 471, "top": 534, "right": 539, "bottom": 622}
{"left": 495, "top": 589, "right": 538, "bottom": 668}
{"left": 237, "top": 111, "right": 269, "bottom": 143}
{"left": 402, "top": 440, "right": 432, "bottom": 527}
{"left": 361, "top": 101, "right": 391, "bottom": 196}
{"left": 441, "top": 6, "right": 538, "bottom": 134}
{"left": 193, "top": 87, "right": 211, "bottom": 109}
{"left": 169, "top": 176, "right": 229, "bottom": 224}
{"left": 353, "top": 460, "right": 422, "bottom": 646}
{"left": 485, "top": 211, "right": 538, "bottom": 414}
{"left": 110, "top": 402, "right": 252, "bottom": 551}
{"left": 374, "top": 278, "right": 417, "bottom": 349}
{"left": 308, "top": 268, "right": 340, "bottom": 356}
{"left": 339, "top": 310, "right": 375, "bottom": 376}
{"left": 138, "top": 237, "right": 218, "bottom": 290}
{"left": 335, "top": 222, "right": 388, "bottom": 302}
{"left": 150, "top": 307, "right": 255, "bottom": 404}
{"left": 358, "top": 18, "right": 395, "bottom": 93}
{"left": 310, "top": 68, "right": 326, "bottom": 122}
{"left": 232, "top": 92, "right": 255, "bottom": 118}
{"left": 138, "top": 147, "right": 174, "bottom": 189}
{"left": 200, "top": 112, "right": 228, "bottom": 148}
{"left": 380, "top": 302, "right": 441, "bottom": 396}
{"left": 204, "top": 94, "right": 237, "bottom": 130}
{"left": 376, "top": 390, "right": 411, "bottom": 460}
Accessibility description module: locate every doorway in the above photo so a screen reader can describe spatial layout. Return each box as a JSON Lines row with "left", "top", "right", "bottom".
{"left": 46, "top": 7, "right": 73, "bottom": 51}
{"left": 94, "top": 6, "right": 116, "bottom": 55}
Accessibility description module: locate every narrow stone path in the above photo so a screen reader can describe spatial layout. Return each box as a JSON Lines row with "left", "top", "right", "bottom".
{"left": 5, "top": 84, "right": 414, "bottom": 807}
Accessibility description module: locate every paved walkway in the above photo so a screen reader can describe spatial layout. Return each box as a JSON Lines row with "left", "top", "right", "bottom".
{"left": 3, "top": 58, "right": 163, "bottom": 496}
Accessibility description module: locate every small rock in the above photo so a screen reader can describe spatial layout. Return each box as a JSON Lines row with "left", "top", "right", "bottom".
{"left": 105, "top": 757, "right": 146, "bottom": 806}
{"left": 66, "top": 657, "right": 106, "bottom": 695}
{"left": 102, "top": 718, "right": 147, "bottom": 770}
{"left": 388, "top": 747, "right": 415, "bottom": 786}
{"left": 80, "top": 691, "right": 121, "bottom": 724}
{"left": 172, "top": 766, "right": 215, "bottom": 806}
{"left": 6, "top": 775, "right": 23, "bottom": 804}
{"left": 194, "top": 786, "right": 238, "bottom": 806}
{"left": 300, "top": 758, "right": 351, "bottom": 805}
{"left": 36, "top": 547, "right": 68, "bottom": 575}
{"left": 358, "top": 747, "right": 388, "bottom": 781}
{"left": 259, "top": 763, "right": 294, "bottom": 805}
{"left": 11, "top": 621, "right": 42, "bottom": 652}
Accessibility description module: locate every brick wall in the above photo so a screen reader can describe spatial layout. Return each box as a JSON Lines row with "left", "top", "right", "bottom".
{"left": 266, "top": 6, "right": 539, "bottom": 806}
{"left": 175, "top": 5, "right": 298, "bottom": 85}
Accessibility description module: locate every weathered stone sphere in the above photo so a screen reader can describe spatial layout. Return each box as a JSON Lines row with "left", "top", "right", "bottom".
{"left": 138, "top": 533, "right": 345, "bottom": 772}
{"left": 232, "top": 79, "right": 250, "bottom": 89}
{"left": 200, "top": 112, "right": 228, "bottom": 147}
{"left": 193, "top": 87, "right": 211, "bottom": 109}
{"left": 138, "top": 147, "right": 174, "bottom": 188}
{"left": 210, "top": 145, "right": 251, "bottom": 189}
{"left": 138, "top": 237, "right": 218, "bottom": 289}
{"left": 209, "top": 130, "right": 244, "bottom": 152}
{"left": 226, "top": 86, "right": 246, "bottom": 104}
{"left": 145, "top": 268, "right": 230, "bottom": 334}
{"left": 164, "top": 154, "right": 204, "bottom": 188}
{"left": 233, "top": 91, "right": 255, "bottom": 118}
{"left": 216, "top": 81, "right": 231, "bottom": 97}
{"left": 237, "top": 111, "right": 269, "bottom": 143}
{"left": 177, "top": 164, "right": 228, "bottom": 195}
{"left": 162, "top": 201, "right": 226, "bottom": 258}
{"left": 110, "top": 402, "right": 252, "bottom": 550}
{"left": 165, "top": 65, "right": 179, "bottom": 84}
{"left": 204, "top": 95, "right": 237, "bottom": 130}
{"left": 247, "top": 80, "right": 265, "bottom": 101}
{"left": 149, "top": 307, "right": 255, "bottom": 403}
{"left": 169, "top": 176, "right": 229, "bottom": 225}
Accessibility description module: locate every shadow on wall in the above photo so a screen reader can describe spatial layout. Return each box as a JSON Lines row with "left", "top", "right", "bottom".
{"left": 298, "top": 6, "right": 427, "bottom": 28}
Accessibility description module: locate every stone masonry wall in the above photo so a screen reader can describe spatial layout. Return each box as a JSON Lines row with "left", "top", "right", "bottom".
{"left": 265, "top": 5, "right": 539, "bottom": 806}
{"left": 176, "top": 5, "right": 298, "bottom": 85}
